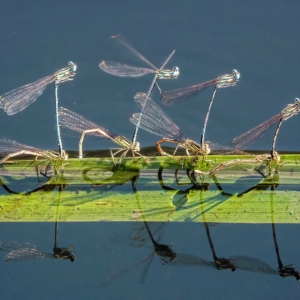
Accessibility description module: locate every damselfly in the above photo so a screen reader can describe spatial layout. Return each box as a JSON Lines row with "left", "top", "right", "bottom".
{"left": 130, "top": 176, "right": 176, "bottom": 282}
{"left": 0, "top": 62, "right": 77, "bottom": 156}
{"left": 161, "top": 70, "right": 240, "bottom": 146}
{"left": 58, "top": 107, "right": 147, "bottom": 164}
{"left": 130, "top": 93, "right": 246, "bottom": 162}
{"left": 0, "top": 136, "right": 68, "bottom": 179}
{"left": 209, "top": 98, "right": 300, "bottom": 175}
{"left": 0, "top": 182, "right": 75, "bottom": 262}
{"left": 0, "top": 241, "right": 75, "bottom": 262}
{"left": 99, "top": 35, "right": 179, "bottom": 145}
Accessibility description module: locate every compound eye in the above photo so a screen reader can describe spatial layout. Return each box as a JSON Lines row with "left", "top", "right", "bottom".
{"left": 68, "top": 61, "right": 77, "bottom": 71}
{"left": 232, "top": 69, "right": 240, "bottom": 80}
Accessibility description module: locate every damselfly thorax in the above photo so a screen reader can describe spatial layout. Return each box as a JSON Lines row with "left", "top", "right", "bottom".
{"left": 55, "top": 62, "right": 77, "bottom": 84}
{"left": 114, "top": 136, "right": 140, "bottom": 152}
{"left": 216, "top": 69, "right": 240, "bottom": 88}
{"left": 281, "top": 98, "right": 300, "bottom": 120}
{"left": 155, "top": 138, "right": 211, "bottom": 157}
{"left": 157, "top": 67, "right": 180, "bottom": 80}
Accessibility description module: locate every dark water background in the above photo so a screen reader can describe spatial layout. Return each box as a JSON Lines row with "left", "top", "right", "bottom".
{"left": 1, "top": 1, "right": 300, "bottom": 299}
{"left": 1, "top": 0, "right": 300, "bottom": 152}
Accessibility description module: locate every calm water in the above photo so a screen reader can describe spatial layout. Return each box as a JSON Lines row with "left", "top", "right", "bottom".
{"left": 1, "top": 162, "right": 300, "bottom": 299}
{"left": 1, "top": 0, "right": 300, "bottom": 299}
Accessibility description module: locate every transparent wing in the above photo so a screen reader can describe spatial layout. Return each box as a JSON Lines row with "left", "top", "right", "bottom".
{"left": 130, "top": 93, "right": 187, "bottom": 142}
{"left": 160, "top": 50, "right": 176, "bottom": 69}
{"left": 230, "top": 114, "right": 282, "bottom": 150}
{"left": 229, "top": 256, "right": 279, "bottom": 275}
{"left": 111, "top": 34, "right": 157, "bottom": 70}
{"left": 128, "top": 222, "right": 166, "bottom": 248}
{"left": 2, "top": 74, "right": 55, "bottom": 115}
{"left": 161, "top": 79, "right": 217, "bottom": 106}
{"left": 99, "top": 61, "right": 155, "bottom": 78}
{"left": 0, "top": 97, "right": 5, "bottom": 108}
{"left": 0, "top": 241, "right": 37, "bottom": 252}
{"left": 0, "top": 136, "right": 42, "bottom": 153}
{"left": 207, "top": 141, "right": 251, "bottom": 155}
{"left": 59, "top": 107, "right": 118, "bottom": 140}
{"left": 5, "top": 248, "right": 52, "bottom": 261}
{"left": 162, "top": 253, "right": 216, "bottom": 268}
{"left": 0, "top": 241, "right": 52, "bottom": 261}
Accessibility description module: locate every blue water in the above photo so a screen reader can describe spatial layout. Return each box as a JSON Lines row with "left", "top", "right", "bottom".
{"left": 1, "top": 222, "right": 300, "bottom": 300}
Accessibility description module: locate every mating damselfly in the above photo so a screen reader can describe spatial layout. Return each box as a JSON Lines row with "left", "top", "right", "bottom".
{"left": 0, "top": 62, "right": 77, "bottom": 156}
{"left": 208, "top": 98, "right": 300, "bottom": 175}
{"left": 161, "top": 70, "right": 240, "bottom": 147}
{"left": 58, "top": 107, "right": 147, "bottom": 164}
{"left": 0, "top": 135, "right": 68, "bottom": 178}
{"left": 130, "top": 93, "right": 246, "bottom": 162}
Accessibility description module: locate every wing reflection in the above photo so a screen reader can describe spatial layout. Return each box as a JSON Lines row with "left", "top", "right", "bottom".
{"left": 0, "top": 184, "right": 75, "bottom": 262}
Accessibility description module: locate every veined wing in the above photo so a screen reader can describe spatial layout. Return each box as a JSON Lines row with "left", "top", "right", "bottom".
{"left": 59, "top": 107, "right": 118, "bottom": 140}
{"left": 229, "top": 256, "right": 279, "bottom": 275}
{"left": 128, "top": 222, "right": 166, "bottom": 248}
{"left": 111, "top": 34, "right": 157, "bottom": 70}
{"left": 0, "top": 241, "right": 52, "bottom": 261}
{"left": 0, "top": 136, "right": 42, "bottom": 153}
{"left": 5, "top": 248, "right": 52, "bottom": 261}
{"left": 160, "top": 50, "right": 176, "bottom": 69}
{"left": 0, "top": 241, "right": 37, "bottom": 252}
{"left": 162, "top": 253, "right": 216, "bottom": 268}
{"left": 207, "top": 141, "right": 251, "bottom": 155}
{"left": 230, "top": 114, "right": 282, "bottom": 150}
{"left": 2, "top": 74, "right": 55, "bottom": 115}
{"left": 161, "top": 79, "right": 217, "bottom": 106}
{"left": 130, "top": 93, "right": 187, "bottom": 142}
{"left": 99, "top": 61, "right": 156, "bottom": 78}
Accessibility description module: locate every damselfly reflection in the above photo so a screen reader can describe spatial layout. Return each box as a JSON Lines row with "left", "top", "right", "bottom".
{"left": 161, "top": 70, "right": 240, "bottom": 146}
{"left": 99, "top": 34, "right": 179, "bottom": 145}
{"left": 0, "top": 241, "right": 75, "bottom": 262}
{"left": 0, "top": 62, "right": 77, "bottom": 156}
{"left": 0, "top": 185, "right": 75, "bottom": 262}
{"left": 103, "top": 173, "right": 176, "bottom": 285}
{"left": 0, "top": 136, "right": 68, "bottom": 180}
{"left": 158, "top": 167, "right": 210, "bottom": 209}
{"left": 209, "top": 98, "right": 300, "bottom": 175}
{"left": 130, "top": 93, "right": 246, "bottom": 162}
{"left": 224, "top": 183, "right": 300, "bottom": 280}
{"left": 130, "top": 175, "right": 176, "bottom": 263}
{"left": 58, "top": 107, "right": 147, "bottom": 164}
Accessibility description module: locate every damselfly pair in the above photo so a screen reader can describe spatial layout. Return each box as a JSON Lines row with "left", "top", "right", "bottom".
{"left": 0, "top": 136, "right": 68, "bottom": 180}
{"left": 100, "top": 35, "right": 241, "bottom": 161}
{"left": 0, "top": 182, "right": 75, "bottom": 262}
{"left": 208, "top": 98, "right": 300, "bottom": 175}
{"left": 0, "top": 61, "right": 76, "bottom": 166}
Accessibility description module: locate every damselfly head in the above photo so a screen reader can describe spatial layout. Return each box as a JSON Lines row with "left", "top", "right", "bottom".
{"left": 232, "top": 69, "right": 240, "bottom": 80}
{"left": 68, "top": 61, "right": 77, "bottom": 72}
{"left": 171, "top": 66, "right": 180, "bottom": 79}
